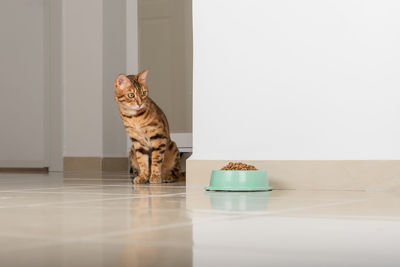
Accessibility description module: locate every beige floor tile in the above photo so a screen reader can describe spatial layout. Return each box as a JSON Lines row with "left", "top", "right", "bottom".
{"left": 1, "top": 242, "right": 193, "bottom": 267}
{"left": 187, "top": 188, "right": 372, "bottom": 214}
{"left": 0, "top": 200, "right": 192, "bottom": 240}
{"left": 274, "top": 193, "right": 400, "bottom": 219}
{"left": 1, "top": 172, "right": 400, "bottom": 267}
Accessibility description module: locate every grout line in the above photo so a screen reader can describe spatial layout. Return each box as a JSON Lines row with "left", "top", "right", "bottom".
{"left": 0, "top": 190, "right": 141, "bottom": 196}
{"left": 0, "top": 232, "right": 61, "bottom": 241}
{"left": 366, "top": 189, "right": 400, "bottom": 193}
{"left": 78, "top": 221, "right": 194, "bottom": 241}
{"left": 0, "top": 240, "right": 64, "bottom": 255}
{"left": 0, "top": 184, "right": 186, "bottom": 194}
{"left": 0, "top": 221, "right": 196, "bottom": 253}
{"left": 275, "top": 214, "right": 400, "bottom": 221}
{"left": 0, "top": 193, "right": 186, "bottom": 209}
{"left": 44, "top": 213, "right": 238, "bottom": 244}
{"left": 68, "top": 184, "right": 188, "bottom": 188}
{"left": 24, "top": 185, "right": 129, "bottom": 190}
{"left": 62, "top": 178, "right": 130, "bottom": 181}
{"left": 52, "top": 206, "right": 185, "bottom": 211}
{"left": 0, "top": 185, "right": 108, "bottom": 193}
{"left": 30, "top": 184, "right": 186, "bottom": 189}
{"left": 189, "top": 198, "right": 372, "bottom": 216}
{"left": 0, "top": 194, "right": 395, "bottom": 253}
{"left": 12, "top": 198, "right": 368, "bottom": 245}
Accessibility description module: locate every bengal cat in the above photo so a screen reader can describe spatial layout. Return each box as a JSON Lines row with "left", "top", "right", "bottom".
{"left": 114, "top": 70, "right": 182, "bottom": 184}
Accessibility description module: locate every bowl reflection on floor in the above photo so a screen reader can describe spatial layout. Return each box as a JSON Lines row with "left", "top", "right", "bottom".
{"left": 205, "top": 191, "right": 271, "bottom": 212}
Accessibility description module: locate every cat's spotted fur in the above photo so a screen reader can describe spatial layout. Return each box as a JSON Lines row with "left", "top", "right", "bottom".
{"left": 114, "top": 70, "right": 181, "bottom": 184}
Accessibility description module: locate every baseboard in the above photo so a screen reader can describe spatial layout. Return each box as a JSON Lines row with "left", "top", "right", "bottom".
{"left": 102, "top": 157, "right": 129, "bottom": 172}
{"left": 64, "top": 157, "right": 129, "bottom": 173}
{"left": 0, "top": 160, "right": 47, "bottom": 168}
{"left": 0, "top": 167, "right": 48, "bottom": 173}
{"left": 64, "top": 157, "right": 103, "bottom": 172}
{"left": 170, "top": 133, "right": 192, "bottom": 152}
{"left": 186, "top": 159, "right": 400, "bottom": 191}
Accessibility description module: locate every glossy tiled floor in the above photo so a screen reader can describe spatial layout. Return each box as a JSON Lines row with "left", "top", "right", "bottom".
{"left": 1, "top": 172, "right": 400, "bottom": 267}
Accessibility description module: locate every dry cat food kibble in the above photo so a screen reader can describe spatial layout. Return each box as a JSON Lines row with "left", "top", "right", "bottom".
{"left": 221, "top": 162, "right": 258, "bottom": 171}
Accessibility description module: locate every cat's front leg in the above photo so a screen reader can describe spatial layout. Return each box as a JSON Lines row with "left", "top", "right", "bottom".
{"left": 129, "top": 145, "right": 139, "bottom": 179}
{"left": 149, "top": 140, "right": 167, "bottom": 184}
{"left": 131, "top": 139, "right": 150, "bottom": 184}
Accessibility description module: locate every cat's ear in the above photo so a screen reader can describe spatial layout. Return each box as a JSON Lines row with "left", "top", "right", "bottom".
{"left": 114, "top": 74, "right": 131, "bottom": 91}
{"left": 137, "top": 69, "right": 149, "bottom": 84}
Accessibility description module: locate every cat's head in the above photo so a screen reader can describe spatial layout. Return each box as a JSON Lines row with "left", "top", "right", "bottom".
{"left": 114, "top": 70, "right": 149, "bottom": 112}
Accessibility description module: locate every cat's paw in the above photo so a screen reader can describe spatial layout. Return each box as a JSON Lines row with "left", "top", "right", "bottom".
{"left": 133, "top": 176, "right": 148, "bottom": 184}
{"left": 149, "top": 174, "right": 162, "bottom": 184}
{"left": 162, "top": 176, "right": 176, "bottom": 183}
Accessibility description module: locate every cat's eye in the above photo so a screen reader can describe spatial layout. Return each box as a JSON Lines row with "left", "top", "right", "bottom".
{"left": 127, "top": 93, "right": 134, "bottom": 98}
{"left": 141, "top": 91, "right": 146, "bottom": 96}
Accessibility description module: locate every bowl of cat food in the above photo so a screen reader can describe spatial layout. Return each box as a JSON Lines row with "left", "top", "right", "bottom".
{"left": 205, "top": 162, "right": 273, "bottom": 192}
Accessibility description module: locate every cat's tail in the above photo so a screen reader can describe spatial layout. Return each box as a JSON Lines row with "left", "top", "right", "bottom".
{"left": 171, "top": 149, "right": 186, "bottom": 182}
{"left": 174, "top": 170, "right": 186, "bottom": 182}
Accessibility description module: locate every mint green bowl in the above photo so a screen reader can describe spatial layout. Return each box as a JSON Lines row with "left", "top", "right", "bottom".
{"left": 205, "top": 170, "right": 272, "bottom": 191}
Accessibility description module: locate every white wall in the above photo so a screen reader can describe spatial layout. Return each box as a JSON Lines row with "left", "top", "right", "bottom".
{"left": 126, "top": 0, "right": 138, "bottom": 75}
{"left": 63, "top": 0, "right": 131, "bottom": 158}
{"left": 126, "top": 0, "right": 139, "bottom": 154}
{"left": 63, "top": 0, "right": 103, "bottom": 157}
{"left": 0, "top": 0, "right": 47, "bottom": 167}
{"left": 103, "top": 0, "right": 129, "bottom": 158}
{"left": 193, "top": 0, "right": 400, "bottom": 160}
{"left": 48, "top": 0, "right": 64, "bottom": 171}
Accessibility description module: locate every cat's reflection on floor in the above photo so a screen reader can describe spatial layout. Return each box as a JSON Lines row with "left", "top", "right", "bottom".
{"left": 119, "top": 185, "right": 192, "bottom": 266}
